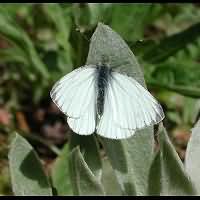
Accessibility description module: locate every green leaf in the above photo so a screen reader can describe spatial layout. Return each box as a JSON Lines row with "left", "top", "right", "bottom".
{"left": 51, "top": 143, "right": 72, "bottom": 196}
{"left": 0, "top": 47, "right": 29, "bottom": 65}
{"left": 73, "top": 3, "right": 109, "bottom": 29}
{"left": 142, "top": 22, "right": 200, "bottom": 63}
{"left": 148, "top": 80, "right": 200, "bottom": 99}
{"left": 69, "top": 147, "right": 105, "bottom": 196}
{"left": 88, "top": 3, "right": 111, "bottom": 26}
{"left": 109, "top": 4, "right": 154, "bottom": 42}
{"left": 42, "top": 4, "right": 73, "bottom": 73}
{"left": 87, "top": 23, "right": 154, "bottom": 195}
{"left": 0, "top": 11, "right": 50, "bottom": 81}
{"left": 8, "top": 133, "right": 52, "bottom": 196}
{"left": 145, "top": 59, "right": 200, "bottom": 98}
{"left": 72, "top": 4, "right": 91, "bottom": 29}
{"left": 148, "top": 124, "right": 197, "bottom": 195}
{"left": 185, "top": 119, "right": 200, "bottom": 194}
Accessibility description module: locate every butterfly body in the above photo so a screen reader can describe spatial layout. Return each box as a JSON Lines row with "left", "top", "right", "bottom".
{"left": 96, "top": 64, "right": 112, "bottom": 119}
{"left": 50, "top": 64, "right": 164, "bottom": 139}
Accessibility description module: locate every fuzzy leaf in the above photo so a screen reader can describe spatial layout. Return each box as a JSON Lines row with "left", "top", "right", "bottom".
{"left": 69, "top": 134, "right": 102, "bottom": 181}
{"left": 69, "top": 147, "right": 105, "bottom": 196}
{"left": 148, "top": 124, "right": 197, "bottom": 195}
{"left": 86, "top": 22, "right": 145, "bottom": 86}
{"left": 68, "top": 133, "right": 103, "bottom": 195}
{"left": 8, "top": 133, "right": 52, "bottom": 196}
{"left": 185, "top": 119, "right": 200, "bottom": 194}
{"left": 87, "top": 23, "right": 155, "bottom": 195}
{"left": 101, "top": 158, "right": 122, "bottom": 195}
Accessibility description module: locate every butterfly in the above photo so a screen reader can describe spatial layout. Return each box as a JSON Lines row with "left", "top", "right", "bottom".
{"left": 50, "top": 62, "right": 165, "bottom": 139}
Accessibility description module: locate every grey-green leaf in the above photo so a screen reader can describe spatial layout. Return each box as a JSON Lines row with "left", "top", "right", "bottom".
{"left": 101, "top": 128, "right": 154, "bottom": 196}
{"left": 86, "top": 22, "right": 145, "bottom": 87}
{"left": 69, "top": 147, "right": 105, "bottom": 196}
{"left": 8, "top": 133, "right": 52, "bottom": 196}
{"left": 101, "top": 158, "right": 123, "bottom": 195}
{"left": 148, "top": 150, "right": 161, "bottom": 195}
{"left": 185, "top": 119, "right": 200, "bottom": 194}
{"left": 87, "top": 23, "right": 154, "bottom": 195}
{"left": 148, "top": 124, "right": 197, "bottom": 195}
{"left": 69, "top": 134, "right": 102, "bottom": 181}
{"left": 51, "top": 143, "right": 72, "bottom": 196}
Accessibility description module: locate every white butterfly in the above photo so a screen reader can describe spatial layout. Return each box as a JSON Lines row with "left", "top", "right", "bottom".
{"left": 50, "top": 64, "right": 164, "bottom": 139}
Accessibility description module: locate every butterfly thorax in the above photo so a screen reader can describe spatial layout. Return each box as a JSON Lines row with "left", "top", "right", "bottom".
{"left": 96, "top": 64, "right": 111, "bottom": 119}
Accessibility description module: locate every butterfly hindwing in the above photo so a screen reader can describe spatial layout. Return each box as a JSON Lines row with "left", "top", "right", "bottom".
{"left": 97, "top": 85, "right": 135, "bottom": 139}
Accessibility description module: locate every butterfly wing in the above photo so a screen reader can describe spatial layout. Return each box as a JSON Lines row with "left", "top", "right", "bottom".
{"left": 97, "top": 71, "right": 164, "bottom": 139}
{"left": 50, "top": 66, "right": 97, "bottom": 135}
{"left": 97, "top": 87, "right": 135, "bottom": 139}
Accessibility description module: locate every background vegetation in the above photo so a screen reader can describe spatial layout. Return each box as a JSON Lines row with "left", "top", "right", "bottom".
{"left": 0, "top": 3, "right": 200, "bottom": 195}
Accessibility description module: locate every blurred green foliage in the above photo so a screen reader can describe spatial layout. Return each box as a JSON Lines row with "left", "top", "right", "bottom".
{"left": 0, "top": 4, "right": 199, "bottom": 126}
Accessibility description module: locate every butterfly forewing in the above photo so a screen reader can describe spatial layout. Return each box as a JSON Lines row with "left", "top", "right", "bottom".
{"left": 50, "top": 66, "right": 97, "bottom": 135}
{"left": 103, "top": 71, "right": 164, "bottom": 132}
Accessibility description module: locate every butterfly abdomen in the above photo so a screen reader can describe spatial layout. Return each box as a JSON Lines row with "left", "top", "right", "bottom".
{"left": 96, "top": 65, "right": 111, "bottom": 118}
